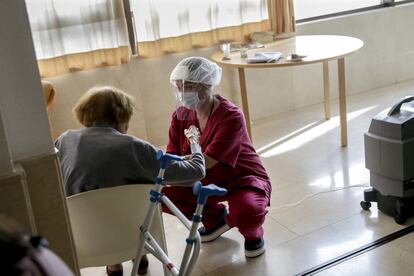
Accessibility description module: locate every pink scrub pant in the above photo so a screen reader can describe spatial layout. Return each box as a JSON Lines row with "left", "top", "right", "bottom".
{"left": 162, "top": 186, "right": 269, "bottom": 241}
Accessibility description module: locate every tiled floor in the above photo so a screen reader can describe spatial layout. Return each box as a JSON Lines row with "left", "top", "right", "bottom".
{"left": 81, "top": 79, "right": 414, "bottom": 276}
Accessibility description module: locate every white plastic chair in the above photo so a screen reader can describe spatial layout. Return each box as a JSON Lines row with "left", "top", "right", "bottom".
{"left": 66, "top": 184, "right": 167, "bottom": 271}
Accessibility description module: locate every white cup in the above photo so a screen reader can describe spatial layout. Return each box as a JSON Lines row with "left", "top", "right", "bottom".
{"left": 240, "top": 47, "right": 248, "bottom": 58}
{"left": 220, "top": 43, "right": 231, "bottom": 59}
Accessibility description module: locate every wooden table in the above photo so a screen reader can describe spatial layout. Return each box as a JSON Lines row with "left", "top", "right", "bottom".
{"left": 211, "top": 35, "right": 363, "bottom": 146}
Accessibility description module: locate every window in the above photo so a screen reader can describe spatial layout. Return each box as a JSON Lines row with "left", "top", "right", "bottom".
{"left": 294, "top": 0, "right": 381, "bottom": 20}
{"left": 25, "top": 0, "right": 131, "bottom": 77}
{"left": 25, "top": 0, "right": 292, "bottom": 75}
{"left": 26, "top": 0, "right": 130, "bottom": 60}
{"left": 130, "top": 0, "right": 269, "bottom": 42}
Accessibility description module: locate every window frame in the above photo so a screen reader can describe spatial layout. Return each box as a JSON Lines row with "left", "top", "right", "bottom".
{"left": 296, "top": 0, "right": 414, "bottom": 23}
{"left": 123, "top": 0, "right": 138, "bottom": 55}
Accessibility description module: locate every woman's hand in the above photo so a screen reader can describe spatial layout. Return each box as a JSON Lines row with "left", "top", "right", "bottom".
{"left": 184, "top": 125, "right": 200, "bottom": 145}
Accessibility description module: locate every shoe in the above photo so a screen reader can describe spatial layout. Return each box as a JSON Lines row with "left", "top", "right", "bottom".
{"left": 244, "top": 237, "right": 265, "bottom": 258}
{"left": 138, "top": 255, "right": 149, "bottom": 275}
{"left": 106, "top": 265, "right": 122, "bottom": 276}
{"left": 131, "top": 255, "right": 149, "bottom": 275}
{"left": 198, "top": 208, "right": 231, "bottom": 243}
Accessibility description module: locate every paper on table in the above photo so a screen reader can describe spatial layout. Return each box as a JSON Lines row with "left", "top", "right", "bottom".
{"left": 246, "top": 52, "right": 282, "bottom": 63}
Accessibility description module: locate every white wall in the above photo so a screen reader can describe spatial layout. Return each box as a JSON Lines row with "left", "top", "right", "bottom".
{"left": 0, "top": 0, "right": 54, "bottom": 161}
{"left": 0, "top": 2, "right": 79, "bottom": 270}
{"left": 47, "top": 3, "right": 414, "bottom": 146}
{"left": 245, "top": 3, "right": 414, "bottom": 120}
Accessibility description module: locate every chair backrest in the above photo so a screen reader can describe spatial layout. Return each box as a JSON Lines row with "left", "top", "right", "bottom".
{"left": 66, "top": 184, "right": 166, "bottom": 268}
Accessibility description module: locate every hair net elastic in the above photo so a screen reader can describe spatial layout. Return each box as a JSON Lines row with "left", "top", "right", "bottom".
{"left": 170, "top": 57, "right": 222, "bottom": 87}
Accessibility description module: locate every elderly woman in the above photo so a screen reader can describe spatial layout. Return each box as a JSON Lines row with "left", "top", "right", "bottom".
{"left": 163, "top": 57, "right": 272, "bottom": 258}
{"left": 55, "top": 86, "right": 205, "bottom": 275}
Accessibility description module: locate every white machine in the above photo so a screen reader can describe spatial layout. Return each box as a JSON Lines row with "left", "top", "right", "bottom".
{"left": 361, "top": 96, "right": 414, "bottom": 224}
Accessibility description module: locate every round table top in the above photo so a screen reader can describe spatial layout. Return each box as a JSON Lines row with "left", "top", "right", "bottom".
{"left": 210, "top": 35, "right": 364, "bottom": 68}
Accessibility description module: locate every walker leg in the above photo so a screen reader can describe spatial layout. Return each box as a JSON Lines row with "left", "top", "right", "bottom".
{"left": 131, "top": 230, "right": 147, "bottom": 276}
{"left": 179, "top": 204, "right": 203, "bottom": 276}
{"left": 131, "top": 190, "right": 161, "bottom": 275}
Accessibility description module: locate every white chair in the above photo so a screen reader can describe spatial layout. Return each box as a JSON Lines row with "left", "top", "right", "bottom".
{"left": 66, "top": 184, "right": 167, "bottom": 271}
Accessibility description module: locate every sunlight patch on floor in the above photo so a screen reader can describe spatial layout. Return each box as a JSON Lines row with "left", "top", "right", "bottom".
{"left": 309, "top": 163, "right": 369, "bottom": 189}
{"left": 260, "top": 106, "right": 377, "bottom": 158}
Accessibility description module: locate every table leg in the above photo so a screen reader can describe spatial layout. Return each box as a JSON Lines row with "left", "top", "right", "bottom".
{"left": 323, "top": 61, "right": 331, "bottom": 119}
{"left": 238, "top": 67, "right": 252, "bottom": 140}
{"left": 338, "top": 58, "right": 348, "bottom": 147}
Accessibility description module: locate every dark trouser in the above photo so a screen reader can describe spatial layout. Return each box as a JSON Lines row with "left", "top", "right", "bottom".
{"left": 162, "top": 186, "right": 269, "bottom": 241}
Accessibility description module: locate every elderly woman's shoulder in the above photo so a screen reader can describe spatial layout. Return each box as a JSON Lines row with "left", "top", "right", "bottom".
{"left": 55, "top": 129, "right": 81, "bottom": 140}
{"left": 120, "top": 132, "right": 154, "bottom": 147}
{"left": 122, "top": 133, "right": 160, "bottom": 155}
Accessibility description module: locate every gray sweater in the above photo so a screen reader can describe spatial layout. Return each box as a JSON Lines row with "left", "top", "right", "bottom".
{"left": 55, "top": 126, "right": 205, "bottom": 196}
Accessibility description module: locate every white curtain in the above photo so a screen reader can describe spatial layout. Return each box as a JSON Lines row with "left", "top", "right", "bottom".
{"left": 131, "top": 0, "right": 269, "bottom": 42}
{"left": 26, "top": 0, "right": 130, "bottom": 60}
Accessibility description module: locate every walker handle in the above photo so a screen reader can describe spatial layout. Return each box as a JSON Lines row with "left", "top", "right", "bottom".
{"left": 156, "top": 150, "right": 185, "bottom": 169}
{"left": 193, "top": 182, "right": 227, "bottom": 205}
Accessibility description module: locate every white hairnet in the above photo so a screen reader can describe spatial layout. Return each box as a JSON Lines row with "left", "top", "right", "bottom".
{"left": 170, "top": 57, "right": 222, "bottom": 87}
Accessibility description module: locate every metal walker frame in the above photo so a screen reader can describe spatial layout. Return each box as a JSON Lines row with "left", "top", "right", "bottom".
{"left": 131, "top": 150, "right": 227, "bottom": 276}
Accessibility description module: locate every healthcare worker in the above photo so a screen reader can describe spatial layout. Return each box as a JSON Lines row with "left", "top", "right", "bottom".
{"left": 164, "top": 57, "right": 272, "bottom": 258}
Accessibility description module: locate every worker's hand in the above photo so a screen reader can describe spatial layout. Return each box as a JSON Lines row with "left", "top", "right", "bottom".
{"left": 184, "top": 125, "right": 200, "bottom": 145}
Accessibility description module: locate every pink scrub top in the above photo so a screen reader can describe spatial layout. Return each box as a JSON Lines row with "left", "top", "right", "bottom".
{"left": 167, "top": 95, "right": 271, "bottom": 200}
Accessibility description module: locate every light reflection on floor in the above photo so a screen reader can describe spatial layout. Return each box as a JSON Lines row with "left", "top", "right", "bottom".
{"left": 259, "top": 106, "right": 376, "bottom": 158}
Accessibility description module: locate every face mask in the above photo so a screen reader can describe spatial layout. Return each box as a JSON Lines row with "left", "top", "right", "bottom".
{"left": 180, "top": 91, "right": 200, "bottom": 109}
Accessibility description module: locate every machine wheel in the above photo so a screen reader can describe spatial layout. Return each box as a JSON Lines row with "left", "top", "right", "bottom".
{"left": 394, "top": 212, "right": 407, "bottom": 225}
{"left": 394, "top": 199, "right": 407, "bottom": 225}
{"left": 360, "top": 201, "right": 371, "bottom": 210}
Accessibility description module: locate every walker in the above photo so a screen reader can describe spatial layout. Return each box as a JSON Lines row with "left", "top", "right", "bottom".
{"left": 131, "top": 150, "right": 227, "bottom": 276}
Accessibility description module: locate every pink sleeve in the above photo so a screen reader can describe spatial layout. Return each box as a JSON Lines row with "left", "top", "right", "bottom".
{"left": 167, "top": 113, "right": 180, "bottom": 155}
{"left": 204, "top": 111, "right": 243, "bottom": 168}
